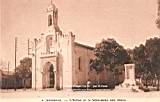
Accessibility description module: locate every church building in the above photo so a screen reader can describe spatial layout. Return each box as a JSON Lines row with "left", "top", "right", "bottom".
{"left": 32, "top": 2, "right": 94, "bottom": 90}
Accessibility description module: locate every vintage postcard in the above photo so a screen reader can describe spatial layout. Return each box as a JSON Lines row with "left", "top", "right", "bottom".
{"left": 0, "top": 0, "right": 160, "bottom": 102}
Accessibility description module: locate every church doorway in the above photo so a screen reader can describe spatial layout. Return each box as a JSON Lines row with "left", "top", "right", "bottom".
{"left": 42, "top": 62, "right": 55, "bottom": 89}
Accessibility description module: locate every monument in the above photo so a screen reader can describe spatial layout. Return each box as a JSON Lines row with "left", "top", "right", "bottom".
{"left": 122, "top": 64, "right": 136, "bottom": 88}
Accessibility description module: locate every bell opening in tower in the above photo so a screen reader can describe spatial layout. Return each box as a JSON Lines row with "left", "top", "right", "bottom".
{"left": 48, "top": 15, "right": 52, "bottom": 26}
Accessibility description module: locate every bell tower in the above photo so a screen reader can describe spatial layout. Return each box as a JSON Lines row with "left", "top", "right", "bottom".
{"left": 47, "top": 0, "right": 60, "bottom": 34}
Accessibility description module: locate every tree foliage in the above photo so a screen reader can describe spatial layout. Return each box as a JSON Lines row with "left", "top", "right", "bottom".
{"left": 145, "top": 37, "right": 160, "bottom": 75}
{"left": 133, "top": 37, "right": 160, "bottom": 76}
{"left": 16, "top": 57, "right": 32, "bottom": 78}
{"left": 90, "top": 38, "right": 131, "bottom": 73}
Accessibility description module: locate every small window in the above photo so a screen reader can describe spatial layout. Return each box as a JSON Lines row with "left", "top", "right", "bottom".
{"left": 46, "top": 35, "right": 53, "bottom": 53}
{"left": 48, "top": 15, "right": 52, "bottom": 26}
{"left": 78, "top": 57, "right": 82, "bottom": 71}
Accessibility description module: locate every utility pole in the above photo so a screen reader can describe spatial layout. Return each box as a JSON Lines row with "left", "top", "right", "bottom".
{"left": 7, "top": 61, "right": 9, "bottom": 90}
{"left": 28, "top": 39, "right": 30, "bottom": 57}
{"left": 14, "top": 37, "right": 17, "bottom": 91}
{"left": 34, "top": 38, "right": 37, "bottom": 90}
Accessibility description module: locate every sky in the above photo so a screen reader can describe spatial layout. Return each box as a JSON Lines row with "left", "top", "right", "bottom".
{"left": 1, "top": 0, "right": 160, "bottom": 68}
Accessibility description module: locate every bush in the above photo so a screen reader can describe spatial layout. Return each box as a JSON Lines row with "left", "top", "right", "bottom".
{"left": 107, "top": 80, "right": 115, "bottom": 89}
{"left": 143, "top": 88, "right": 150, "bottom": 92}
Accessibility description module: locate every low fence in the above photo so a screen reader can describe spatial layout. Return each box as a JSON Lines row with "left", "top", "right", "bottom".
{"left": 0, "top": 75, "right": 31, "bottom": 89}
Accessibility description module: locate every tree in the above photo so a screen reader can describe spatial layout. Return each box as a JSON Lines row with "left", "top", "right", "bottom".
{"left": 133, "top": 44, "right": 148, "bottom": 75}
{"left": 133, "top": 37, "right": 160, "bottom": 90}
{"left": 145, "top": 37, "right": 160, "bottom": 74}
{"left": 16, "top": 57, "right": 32, "bottom": 89}
{"left": 156, "top": 0, "right": 160, "bottom": 90}
{"left": 145, "top": 37, "right": 160, "bottom": 90}
{"left": 90, "top": 38, "right": 131, "bottom": 85}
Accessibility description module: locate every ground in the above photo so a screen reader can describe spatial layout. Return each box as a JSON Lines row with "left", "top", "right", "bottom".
{"left": 0, "top": 88, "right": 160, "bottom": 102}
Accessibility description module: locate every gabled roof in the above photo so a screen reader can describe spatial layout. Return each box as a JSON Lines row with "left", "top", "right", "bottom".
{"left": 74, "top": 42, "right": 94, "bottom": 50}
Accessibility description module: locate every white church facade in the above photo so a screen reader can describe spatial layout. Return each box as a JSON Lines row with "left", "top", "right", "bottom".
{"left": 32, "top": 2, "right": 94, "bottom": 90}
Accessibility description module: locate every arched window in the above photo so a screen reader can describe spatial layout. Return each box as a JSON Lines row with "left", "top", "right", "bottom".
{"left": 46, "top": 35, "right": 53, "bottom": 53}
{"left": 48, "top": 15, "right": 52, "bottom": 26}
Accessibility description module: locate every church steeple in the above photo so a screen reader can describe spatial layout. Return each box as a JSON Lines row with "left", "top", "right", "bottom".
{"left": 51, "top": 0, "right": 53, "bottom": 5}
{"left": 47, "top": 0, "right": 59, "bottom": 33}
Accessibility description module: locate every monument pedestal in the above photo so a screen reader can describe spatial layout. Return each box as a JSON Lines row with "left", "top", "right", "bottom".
{"left": 122, "top": 64, "right": 136, "bottom": 88}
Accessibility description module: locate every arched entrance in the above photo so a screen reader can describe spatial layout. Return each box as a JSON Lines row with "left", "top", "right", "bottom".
{"left": 42, "top": 62, "right": 55, "bottom": 89}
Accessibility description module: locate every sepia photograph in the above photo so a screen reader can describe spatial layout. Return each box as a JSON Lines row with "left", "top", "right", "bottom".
{"left": 0, "top": 0, "right": 160, "bottom": 102}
